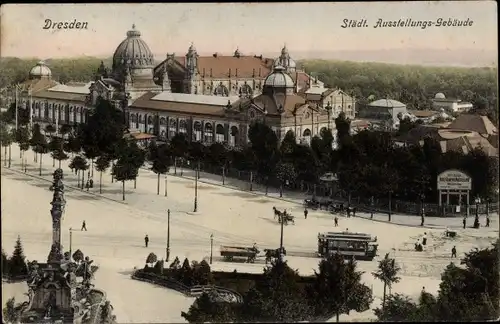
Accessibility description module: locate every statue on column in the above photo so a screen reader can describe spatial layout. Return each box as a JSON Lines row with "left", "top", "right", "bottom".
{"left": 48, "top": 169, "right": 66, "bottom": 263}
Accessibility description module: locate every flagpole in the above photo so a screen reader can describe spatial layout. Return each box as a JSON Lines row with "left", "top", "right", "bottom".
{"left": 29, "top": 86, "right": 33, "bottom": 131}
{"left": 15, "top": 85, "right": 19, "bottom": 130}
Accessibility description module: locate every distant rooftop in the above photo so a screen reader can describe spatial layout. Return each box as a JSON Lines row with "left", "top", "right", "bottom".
{"left": 48, "top": 82, "right": 92, "bottom": 94}
{"left": 151, "top": 92, "right": 242, "bottom": 106}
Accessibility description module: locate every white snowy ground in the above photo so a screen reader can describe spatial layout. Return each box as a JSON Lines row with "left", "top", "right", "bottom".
{"left": 1, "top": 144, "right": 498, "bottom": 323}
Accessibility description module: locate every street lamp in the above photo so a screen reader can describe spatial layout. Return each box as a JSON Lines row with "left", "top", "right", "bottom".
{"left": 325, "top": 101, "right": 332, "bottom": 130}
{"left": 166, "top": 209, "right": 171, "bottom": 262}
{"left": 475, "top": 197, "right": 481, "bottom": 216}
{"left": 279, "top": 214, "right": 285, "bottom": 260}
{"left": 370, "top": 196, "right": 374, "bottom": 219}
{"left": 194, "top": 165, "right": 198, "bottom": 212}
{"left": 420, "top": 193, "right": 425, "bottom": 226}
{"left": 210, "top": 234, "right": 214, "bottom": 265}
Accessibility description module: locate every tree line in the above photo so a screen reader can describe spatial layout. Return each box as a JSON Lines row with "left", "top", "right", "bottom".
{"left": 1, "top": 57, "right": 497, "bottom": 124}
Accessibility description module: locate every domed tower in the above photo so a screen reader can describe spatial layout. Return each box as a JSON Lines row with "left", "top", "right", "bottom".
{"left": 274, "top": 45, "right": 297, "bottom": 73}
{"left": 111, "top": 24, "right": 156, "bottom": 84}
{"left": 29, "top": 61, "right": 52, "bottom": 80}
{"left": 263, "top": 65, "right": 296, "bottom": 96}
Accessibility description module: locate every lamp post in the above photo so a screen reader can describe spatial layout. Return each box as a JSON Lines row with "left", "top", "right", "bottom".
{"left": 279, "top": 214, "right": 284, "bottom": 260}
{"left": 370, "top": 196, "right": 374, "bottom": 219}
{"left": 475, "top": 197, "right": 481, "bottom": 216}
{"left": 325, "top": 101, "right": 332, "bottom": 130}
{"left": 194, "top": 164, "right": 198, "bottom": 212}
{"left": 166, "top": 209, "right": 171, "bottom": 262}
{"left": 69, "top": 227, "right": 74, "bottom": 258}
{"left": 210, "top": 233, "right": 213, "bottom": 265}
{"left": 420, "top": 193, "right": 425, "bottom": 226}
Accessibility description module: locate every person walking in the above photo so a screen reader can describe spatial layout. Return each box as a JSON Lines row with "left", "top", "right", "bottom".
{"left": 334, "top": 216, "right": 338, "bottom": 227}
{"left": 486, "top": 215, "right": 490, "bottom": 227}
{"left": 85, "top": 180, "right": 90, "bottom": 191}
{"left": 81, "top": 220, "right": 87, "bottom": 231}
{"left": 463, "top": 217, "right": 466, "bottom": 229}
{"left": 144, "top": 234, "right": 149, "bottom": 248}
{"left": 304, "top": 208, "right": 308, "bottom": 219}
{"left": 451, "top": 246, "right": 457, "bottom": 258}
{"left": 422, "top": 232, "right": 427, "bottom": 246}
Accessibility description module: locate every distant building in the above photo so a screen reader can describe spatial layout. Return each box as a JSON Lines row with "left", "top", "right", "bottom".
{"left": 11, "top": 25, "right": 354, "bottom": 147}
{"left": 357, "top": 99, "right": 407, "bottom": 129}
{"left": 432, "top": 92, "right": 473, "bottom": 114}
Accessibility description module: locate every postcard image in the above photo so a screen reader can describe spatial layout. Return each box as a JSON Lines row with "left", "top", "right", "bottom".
{"left": 0, "top": 2, "right": 498, "bottom": 323}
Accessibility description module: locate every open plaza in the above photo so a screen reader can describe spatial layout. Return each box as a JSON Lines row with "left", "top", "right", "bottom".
{"left": 1, "top": 143, "right": 498, "bottom": 322}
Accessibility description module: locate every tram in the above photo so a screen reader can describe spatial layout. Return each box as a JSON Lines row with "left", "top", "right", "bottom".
{"left": 317, "top": 231, "right": 379, "bottom": 261}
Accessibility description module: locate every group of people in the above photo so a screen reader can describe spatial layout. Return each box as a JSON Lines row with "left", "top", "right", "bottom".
{"left": 303, "top": 208, "right": 340, "bottom": 227}
{"left": 462, "top": 214, "right": 490, "bottom": 229}
{"left": 414, "top": 232, "right": 428, "bottom": 252}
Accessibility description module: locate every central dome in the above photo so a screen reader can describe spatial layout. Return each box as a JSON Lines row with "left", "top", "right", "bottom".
{"left": 112, "top": 24, "right": 155, "bottom": 71}
{"left": 264, "top": 66, "right": 295, "bottom": 88}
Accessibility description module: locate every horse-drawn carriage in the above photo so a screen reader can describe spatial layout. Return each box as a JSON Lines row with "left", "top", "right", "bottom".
{"left": 220, "top": 245, "right": 260, "bottom": 263}
{"left": 272, "top": 207, "right": 295, "bottom": 225}
{"left": 263, "top": 247, "right": 287, "bottom": 264}
{"left": 303, "top": 197, "right": 334, "bottom": 210}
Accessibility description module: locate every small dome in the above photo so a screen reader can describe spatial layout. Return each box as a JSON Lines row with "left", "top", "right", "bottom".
{"left": 435, "top": 92, "right": 446, "bottom": 99}
{"left": 112, "top": 24, "right": 155, "bottom": 71}
{"left": 264, "top": 66, "right": 295, "bottom": 88}
{"left": 368, "top": 99, "right": 406, "bottom": 108}
{"left": 29, "top": 61, "right": 52, "bottom": 78}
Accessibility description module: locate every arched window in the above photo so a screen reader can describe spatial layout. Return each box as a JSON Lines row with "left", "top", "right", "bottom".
{"left": 169, "top": 118, "right": 177, "bottom": 138}
{"left": 179, "top": 120, "right": 187, "bottom": 133}
{"left": 169, "top": 119, "right": 177, "bottom": 128}
{"left": 147, "top": 116, "right": 154, "bottom": 125}
{"left": 303, "top": 129, "right": 311, "bottom": 137}
{"left": 215, "top": 124, "right": 225, "bottom": 142}
{"left": 204, "top": 123, "right": 213, "bottom": 144}
{"left": 239, "top": 84, "right": 253, "bottom": 97}
{"left": 229, "top": 126, "right": 239, "bottom": 146}
{"left": 160, "top": 117, "right": 167, "bottom": 125}
{"left": 193, "top": 121, "right": 202, "bottom": 141}
{"left": 138, "top": 115, "right": 144, "bottom": 123}
{"left": 131, "top": 114, "right": 137, "bottom": 123}
{"left": 214, "top": 83, "right": 229, "bottom": 97}
{"left": 320, "top": 127, "right": 327, "bottom": 135}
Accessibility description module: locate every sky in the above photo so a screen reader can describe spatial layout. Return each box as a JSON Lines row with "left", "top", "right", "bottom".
{"left": 0, "top": 2, "right": 497, "bottom": 59}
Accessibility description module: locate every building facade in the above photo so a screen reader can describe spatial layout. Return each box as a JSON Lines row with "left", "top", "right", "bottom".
{"left": 432, "top": 92, "right": 473, "bottom": 113}
{"left": 13, "top": 25, "right": 354, "bottom": 147}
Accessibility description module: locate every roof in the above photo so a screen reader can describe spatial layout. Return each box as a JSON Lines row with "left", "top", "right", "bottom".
{"left": 18, "top": 78, "right": 59, "bottom": 93}
{"left": 368, "top": 99, "right": 406, "bottom": 108}
{"left": 250, "top": 92, "right": 307, "bottom": 116}
{"left": 48, "top": 83, "right": 92, "bottom": 95}
{"left": 167, "top": 55, "right": 274, "bottom": 79}
{"left": 409, "top": 110, "right": 439, "bottom": 118}
{"left": 112, "top": 25, "right": 155, "bottom": 69}
{"left": 33, "top": 89, "right": 88, "bottom": 102}
{"left": 129, "top": 91, "right": 228, "bottom": 117}
{"left": 263, "top": 66, "right": 295, "bottom": 88}
{"left": 151, "top": 92, "right": 241, "bottom": 106}
{"left": 447, "top": 114, "right": 497, "bottom": 135}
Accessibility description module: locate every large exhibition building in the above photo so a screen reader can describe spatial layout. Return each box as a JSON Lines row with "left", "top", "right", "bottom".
{"left": 12, "top": 25, "right": 357, "bottom": 146}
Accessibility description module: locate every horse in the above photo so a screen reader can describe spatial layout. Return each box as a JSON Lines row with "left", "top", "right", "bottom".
{"left": 272, "top": 207, "right": 282, "bottom": 219}
{"left": 265, "top": 247, "right": 287, "bottom": 264}
{"left": 332, "top": 203, "right": 345, "bottom": 214}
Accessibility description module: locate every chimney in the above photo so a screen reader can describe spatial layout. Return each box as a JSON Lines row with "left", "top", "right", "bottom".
{"left": 210, "top": 68, "right": 213, "bottom": 77}
{"left": 228, "top": 68, "right": 232, "bottom": 77}
{"left": 259, "top": 68, "right": 261, "bottom": 77}
{"left": 236, "top": 68, "right": 238, "bottom": 77}
{"left": 252, "top": 68, "right": 255, "bottom": 77}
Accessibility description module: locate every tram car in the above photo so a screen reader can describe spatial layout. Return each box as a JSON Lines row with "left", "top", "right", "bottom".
{"left": 220, "top": 245, "right": 260, "bottom": 263}
{"left": 317, "top": 231, "right": 378, "bottom": 261}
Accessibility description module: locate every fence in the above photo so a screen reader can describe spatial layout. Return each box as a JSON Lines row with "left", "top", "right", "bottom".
{"left": 175, "top": 160, "right": 499, "bottom": 217}
{"left": 131, "top": 269, "right": 243, "bottom": 303}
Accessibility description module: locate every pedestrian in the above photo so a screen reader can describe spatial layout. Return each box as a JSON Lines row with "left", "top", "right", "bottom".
{"left": 85, "top": 180, "right": 90, "bottom": 191}
{"left": 420, "top": 214, "right": 424, "bottom": 226}
{"left": 422, "top": 232, "right": 427, "bottom": 246}
{"left": 304, "top": 208, "right": 308, "bottom": 219}
{"left": 346, "top": 206, "right": 351, "bottom": 218}
{"left": 486, "top": 215, "right": 490, "bottom": 227}
{"left": 334, "top": 216, "right": 338, "bottom": 227}
{"left": 144, "top": 234, "right": 149, "bottom": 248}
{"left": 451, "top": 246, "right": 457, "bottom": 258}
{"left": 463, "top": 217, "right": 466, "bottom": 229}
{"left": 81, "top": 220, "right": 87, "bottom": 231}
{"left": 89, "top": 178, "right": 94, "bottom": 189}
